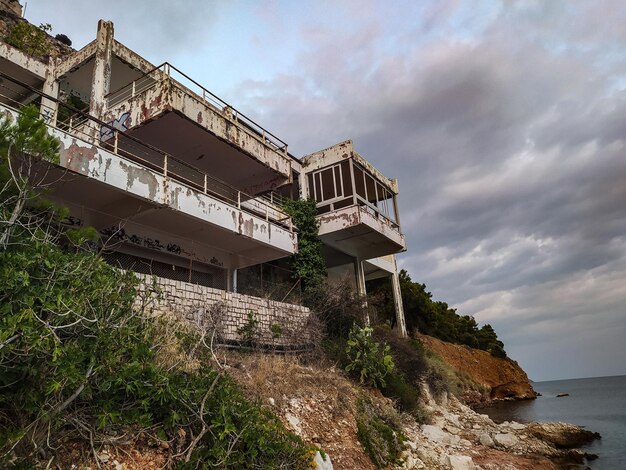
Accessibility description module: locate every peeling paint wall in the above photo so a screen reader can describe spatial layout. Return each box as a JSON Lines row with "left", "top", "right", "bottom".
{"left": 104, "top": 80, "right": 292, "bottom": 183}
{"left": 0, "top": 104, "right": 297, "bottom": 257}
{"left": 0, "top": 42, "right": 48, "bottom": 78}
{"left": 317, "top": 205, "right": 406, "bottom": 250}
{"left": 301, "top": 139, "right": 399, "bottom": 194}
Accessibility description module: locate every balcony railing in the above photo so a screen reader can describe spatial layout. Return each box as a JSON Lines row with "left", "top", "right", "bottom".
{"left": 0, "top": 71, "right": 293, "bottom": 232}
{"left": 104, "top": 62, "right": 289, "bottom": 156}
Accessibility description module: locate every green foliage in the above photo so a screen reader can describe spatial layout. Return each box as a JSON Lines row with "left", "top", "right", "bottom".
{"left": 5, "top": 22, "right": 52, "bottom": 57}
{"left": 270, "top": 323, "right": 282, "bottom": 338}
{"left": 345, "top": 325, "right": 394, "bottom": 388}
{"left": 0, "top": 105, "right": 60, "bottom": 166}
{"left": 282, "top": 198, "right": 326, "bottom": 291}
{"left": 57, "top": 94, "right": 89, "bottom": 125}
{"left": 0, "top": 110, "right": 312, "bottom": 467}
{"left": 369, "top": 270, "right": 507, "bottom": 357}
{"left": 237, "top": 310, "right": 260, "bottom": 346}
{"left": 355, "top": 396, "right": 405, "bottom": 469}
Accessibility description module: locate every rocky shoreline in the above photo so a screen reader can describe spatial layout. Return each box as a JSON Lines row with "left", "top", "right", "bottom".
{"left": 399, "top": 387, "right": 601, "bottom": 469}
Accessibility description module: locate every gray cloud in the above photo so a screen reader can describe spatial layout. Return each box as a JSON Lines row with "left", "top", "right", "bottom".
{"left": 231, "top": 1, "right": 626, "bottom": 380}
{"left": 20, "top": 0, "right": 626, "bottom": 380}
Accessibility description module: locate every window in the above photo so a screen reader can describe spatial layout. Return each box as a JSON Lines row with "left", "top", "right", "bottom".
{"left": 312, "top": 164, "right": 343, "bottom": 203}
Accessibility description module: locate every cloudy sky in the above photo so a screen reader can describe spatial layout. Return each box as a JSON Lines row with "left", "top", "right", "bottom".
{"left": 25, "top": 0, "right": 626, "bottom": 381}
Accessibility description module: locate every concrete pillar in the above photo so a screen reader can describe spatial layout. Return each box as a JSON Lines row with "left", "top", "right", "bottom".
{"left": 227, "top": 268, "right": 238, "bottom": 293}
{"left": 89, "top": 20, "right": 114, "bottom": 119}
{"left": 354, "top": 257, "right": 370, "bottom": 325}
{"left": 40, "top": 70, "right": 59, "bottom": 126}
{"left": 391, "top": 256, "right": 408, "bottom": 337}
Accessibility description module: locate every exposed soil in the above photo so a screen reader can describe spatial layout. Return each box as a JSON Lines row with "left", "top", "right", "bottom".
{"left": 418, "top": 333, "right": 537, "bottom": 402}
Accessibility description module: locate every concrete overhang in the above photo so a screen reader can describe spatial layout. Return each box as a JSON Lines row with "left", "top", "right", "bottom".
{"left": 0, "top": 42, "right": 48, "bottom": 79}
{"left": 317, "top": 205, "right": 405, "bottom": 259}
{"left": 102, "top": 79, "right": 292, "bottom": 195}
{"left": 0, "top": 104, "right": 296, "bottom": 264}
{"left": 301, "top": 139, "right": 398, "bottom": 195}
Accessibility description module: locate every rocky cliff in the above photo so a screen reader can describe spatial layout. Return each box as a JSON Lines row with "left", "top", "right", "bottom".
{"left": 418, "top": 333, "right": 537, "bottom": 403}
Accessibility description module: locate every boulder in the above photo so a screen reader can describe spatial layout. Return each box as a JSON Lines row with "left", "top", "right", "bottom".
{"left": 479, "top": 433, "right": 494, "bottom": 447}
{"left": 442, "top": 454, "right": 476, "bottom": 470}
{"left": 313, "top": 451, "right": 333, "bottom": 470}
{"left": 494, "top": 433, "right": 518, "bottom": 448}
{"left": 421, "top": 424, "right": 450, "bottom": 443}
{"left": 527, "top": 422, "right": 601, "bottom": 449}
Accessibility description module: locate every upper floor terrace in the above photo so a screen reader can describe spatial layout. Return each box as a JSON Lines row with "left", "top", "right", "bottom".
{"left": 6, "top": 20, "right": 293, "bottom": 198}
{"left": 301, "top": 140, "right": 405, "bottom": 259}
{"left": 0, "top": 69, "right": 298, "bottom": 271}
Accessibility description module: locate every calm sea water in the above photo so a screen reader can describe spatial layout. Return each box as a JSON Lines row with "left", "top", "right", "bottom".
{"left": 482, "top": 375, "right": 626, "bottom": 469}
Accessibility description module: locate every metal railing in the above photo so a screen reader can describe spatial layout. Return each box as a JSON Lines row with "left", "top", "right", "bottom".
{"left": 104, "top": 62, "right": 289, "bottom": 155}
{"left": 0, "top": 71, "right": 294, "bottom": 232}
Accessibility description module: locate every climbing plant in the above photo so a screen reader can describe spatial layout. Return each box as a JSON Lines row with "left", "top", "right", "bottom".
{"left": 282, "top": 198, "right": 326, "bottom": 291}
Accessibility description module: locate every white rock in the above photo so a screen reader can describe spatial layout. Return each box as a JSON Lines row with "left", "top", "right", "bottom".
{"left": 494, "top": 433, "right": 518, "bottom": 448}
{"left": 442, "top": 454, "right": 476, "bottom": 470}
{"left": 459, "top": 439, "right": 472, "bottom": 447}
{"left": 285, "top": 413, "right": 302, "bottom": 435}
{"left": 97, "top": 452, "right": 109, "bottom": 464}
{"left": 508, "top": 421, "right": 526, "bottom": 431}
{"left": 446, "top": 414, "right": 462, "bottom": 428}
{"left": 313, "top": 451, "right": 333, "bottom": 470}
{"left": 421, "top": 425, "right": 450, "bottom": 443}
{"left": 479, "top": 433, "right": 494, "bottom": 447}
{"left": 268, "top": 397, "right": 275, "bottom": 406}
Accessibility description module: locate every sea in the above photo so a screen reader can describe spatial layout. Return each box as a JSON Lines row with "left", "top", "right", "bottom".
{"left": 482, "top": 375, "right": 626, "bottom": 469}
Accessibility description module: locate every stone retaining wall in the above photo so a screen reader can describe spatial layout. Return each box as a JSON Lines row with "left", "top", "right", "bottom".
{"left": 136, "top": 273, "right": 315, "bottom": 348}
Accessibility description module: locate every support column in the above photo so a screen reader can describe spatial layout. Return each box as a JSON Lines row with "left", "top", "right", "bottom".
{"left": 354, "top": 257, "right": 370, "bottom": 325}
{"left": 391, "top": 255, "right": 407, "bottom": 337}
{"left": 89, "top": 20, "right": 114, "bottom": 120}
{"left": 40, "top": 70, "right": 59, "bottom": 126}
{"left": 227, "top": 268, "right": 238, "bottom": 293}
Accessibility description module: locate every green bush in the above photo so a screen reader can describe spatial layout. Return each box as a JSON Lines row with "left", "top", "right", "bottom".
{"left": 5, "top": 22, "right": 52, "bottom": 57}
{"left": 0, "top": 107, "right": 313, "bottom": 467}
{"left": 345, "top": 325, "right": 394, "bottom": 388}
{"left": 355, "top": 396, "right": 405, "bottom": 468}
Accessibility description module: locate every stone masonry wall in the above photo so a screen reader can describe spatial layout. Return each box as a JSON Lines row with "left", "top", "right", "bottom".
{"left": 136, "top": 273, "right": 315, "bottom": 349}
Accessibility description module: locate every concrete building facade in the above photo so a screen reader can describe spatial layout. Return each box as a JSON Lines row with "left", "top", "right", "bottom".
{"left": 0, "top": 12, "right": 408, "bottom": 343}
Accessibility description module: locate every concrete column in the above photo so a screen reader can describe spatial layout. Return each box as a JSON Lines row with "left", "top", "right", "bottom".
{"left": 354, "top": 257, "right": 370, "bottom": 325}
{"left": 391, "top": 255, "right": 408, "bottom": 337}
{"left": 227, "top": 268, "right": 238, "bottom": 293}
{"left": 89, "top": 20, "right": 114, "bottom": 119}
{"left": 40, "top": 71, "right": 59, "bottom": 126}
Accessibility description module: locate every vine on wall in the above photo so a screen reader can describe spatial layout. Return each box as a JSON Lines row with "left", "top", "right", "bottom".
{"left": 282, "top": 198, "right": 326, "bottom": 291}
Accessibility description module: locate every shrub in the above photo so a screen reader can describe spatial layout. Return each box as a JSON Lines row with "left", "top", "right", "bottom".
{"left": 345, "top": 325, "right": 394, "bottom": 388}
{"left": 54, "top": 33, "right": 72, "bottom": 46}
{"left": 0, "top": 107, "right": 313, "bottom": 467}
{"left": 355, "top": 395, "right": 405, "bottom": 468}
{"left": 5, "top": 22, "right": 52, "bottom": 57}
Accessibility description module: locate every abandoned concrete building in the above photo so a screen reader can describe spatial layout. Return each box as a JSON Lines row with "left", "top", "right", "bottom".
{"left": 0, "top": 8, "right": 408, "bottom": 346}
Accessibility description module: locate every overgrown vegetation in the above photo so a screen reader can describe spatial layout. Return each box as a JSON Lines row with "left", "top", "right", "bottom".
{"left": 5, "top": 21, "right": 53, "bottom": 57}
{"left": 282, "top": 198, "right": 326, "bottom": 292}
{"left": 370, "top": 270, "right": 507, "bottom": 357}
{"left": 0, "top": 107, "right": 312, "bottom": 467}
{"left": 355, "top": 395, "right": 405, "bottom": 469}
{"left": 345, "top": 325, "right": 394, "bottom": 388}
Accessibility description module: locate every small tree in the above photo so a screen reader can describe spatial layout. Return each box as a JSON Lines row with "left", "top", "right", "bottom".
{"left": 0, "top": 105, "right": 60, "bottom": 248}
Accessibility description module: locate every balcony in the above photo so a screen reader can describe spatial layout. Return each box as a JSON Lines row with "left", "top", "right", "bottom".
{"left": 0, "top": 92, "right": 297, "bottom": 268}
{"left": 302, "top": 140, "right": 405, "bottom": 259}
{"left": 100, "top": 63, "right": 292, "bottom": 196}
